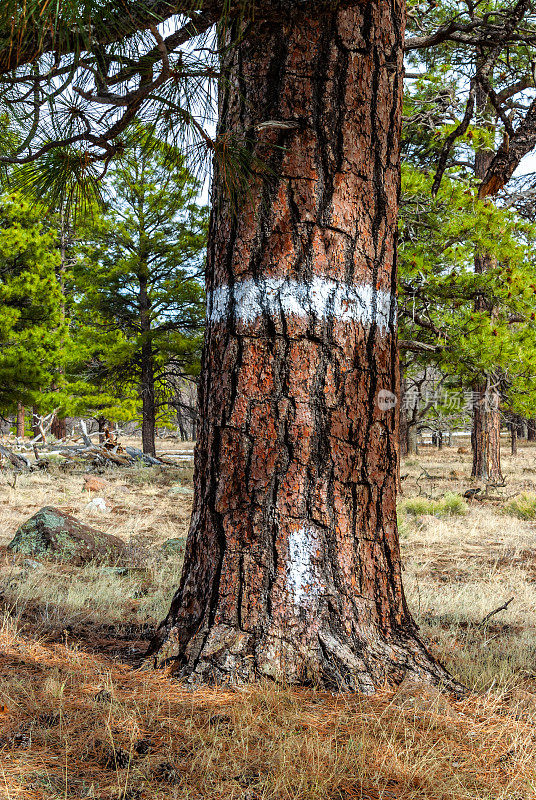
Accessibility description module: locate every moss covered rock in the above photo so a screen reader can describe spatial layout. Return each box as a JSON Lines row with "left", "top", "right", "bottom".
{"left": 160, "top": 537, "right": 186, "bottom": 557}
{"left": 8, "top": 506, "right": 127, "bottom": 566}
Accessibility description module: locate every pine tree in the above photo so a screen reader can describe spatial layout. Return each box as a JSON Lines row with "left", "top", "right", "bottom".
{"left": 74, "top": 138, "right": 207, "bottom": 455}
{"left": 0, "top": 192, "right": 63, "bottom": 414}
{"left": 0, "top": 0, "right": 490, "bottom": 690}
{"left": 401, "top": 5, "right": 536, "bottom": 478}
{"left": 398, "top": 164, "right": 536, "bottom": 466}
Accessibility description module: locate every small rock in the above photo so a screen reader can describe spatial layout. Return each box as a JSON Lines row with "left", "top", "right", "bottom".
{"left": 23, "top": 558, "right": 41, "bottom": 570}
{"left": 167, "top": 485, "right": 193, "bottom": 496}
{"left": 85, "top": 497, "right": 109, "bottom": 513}
{"left": 7, "top": 507, "right": 127, "bottom": 566}
{"left": 99, "top": 566, "right": 128, "bottom": 577}
{"left": 160, "top": 538, "right": 186, "bottom": 557}
{"left": 83, "top": 476, "right": 107, "bottom": 493}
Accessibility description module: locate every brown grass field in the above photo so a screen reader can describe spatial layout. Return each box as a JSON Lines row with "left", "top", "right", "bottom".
{"left": 3, "top": 439, "right": 536, "bottom": 798}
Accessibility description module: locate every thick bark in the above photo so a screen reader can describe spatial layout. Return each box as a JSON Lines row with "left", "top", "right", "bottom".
{"left": 480, "top": 95, "right": 536, "bottom": 199}
{"left": 16, "top": 403, "right": 25, "bottom": 438}
{"left": 471, "top": 100, "right": 503, "bottom": 484}
{"left": 148, "top": 2, "right": 460, "bottom": 694}
{"left": 139, "top": 274, "right": 157, "bottom": 458}
{"left": 472, "top": 375, "right": 503, "bottom": 482}
{"left": 141, "top": 341, "right": 156, "bottom": 457}
{"left": 528, "top": 420, "right": 536, "bottom": 442}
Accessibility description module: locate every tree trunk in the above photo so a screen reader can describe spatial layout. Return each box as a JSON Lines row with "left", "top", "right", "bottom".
{"left": 139, "top": 273, "right": 156, "bottom": 457}
{"left": 98, "top": 415, "right": 107, "bottom": 444}
{"left": 16, "top": 403, "right": 25, "bottom": 438}
{"left": 510, "top": 421, "right": 518, "bottom": 456}
{"left": 141, "top": 340, "right": 156, "bottom": 456}
{"left": 31, "top": 406, "right": 44, "bottom": 441}
{"left": 407, "top": 425, "right": 418, "bottom": 455}
{"left": 528, "top": 420, "right": 536, "bottom": 442}
{"left": 471, "top": 85, "right": 503, "bottom": 483}
{"left": 472, "top": 376, "right": 503, "bottom": 482}
{"left": 147, "top": 3, "right": 460, "bottom": 693}
{"left": 51, "top": 415, "right": 67, "bottom": 440}
{"left": 399, "top": 369, "right": 409, "bottom": 458}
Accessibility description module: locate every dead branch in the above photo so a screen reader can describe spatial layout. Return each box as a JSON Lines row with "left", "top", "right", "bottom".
{"left": 0, "top": 444, "right": 31, "bottom": 470}
{"left": 479, "top": 597, "right": 515, "bottom": 626}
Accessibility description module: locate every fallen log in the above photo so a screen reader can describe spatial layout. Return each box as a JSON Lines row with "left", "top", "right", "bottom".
{"left": 0, "top": 444, "right": 31, "bottom": 470}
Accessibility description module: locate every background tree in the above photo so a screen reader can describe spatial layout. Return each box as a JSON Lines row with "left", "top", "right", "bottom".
{"left": 401, "top": 1, "right": 536, "bottom": 478}
{"left": 0, "top": 192, "right": 63, "bottom": 416}
{"left": 74, "top": 138, "right": 207, "bottom": 456}
{"left": 397, "top": 163, "right": 536, "bottom": 470}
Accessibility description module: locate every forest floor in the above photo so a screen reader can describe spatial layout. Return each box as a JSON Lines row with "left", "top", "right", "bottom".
{"left": 2, "top": 439, "right": 536, "bottom": 798}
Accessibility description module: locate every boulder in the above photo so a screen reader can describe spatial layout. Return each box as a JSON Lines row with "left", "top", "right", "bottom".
{"left": 160, "top": 538, "right": 186, "bottom": 557}
{"left": 8, "top": 506, "right": 127, "bottom": 566}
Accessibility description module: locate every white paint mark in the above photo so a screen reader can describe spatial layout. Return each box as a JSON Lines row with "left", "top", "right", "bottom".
{"left": 207, "top": 277, "right": 395, "bottom": 332}
{"left": 287, "top": 525, "right": 320, "bottom": 607}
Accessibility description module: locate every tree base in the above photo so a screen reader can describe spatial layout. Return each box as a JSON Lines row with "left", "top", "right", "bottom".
{"left": 150, "top": 623, "right": 466, "bottom": 697}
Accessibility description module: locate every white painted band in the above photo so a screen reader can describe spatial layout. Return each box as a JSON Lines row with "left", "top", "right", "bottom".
{"left": 287, "top": 525, "right": 320, "bottom": 607}
{"left": 207, "top": 277, "right": 395, "bottom": 332}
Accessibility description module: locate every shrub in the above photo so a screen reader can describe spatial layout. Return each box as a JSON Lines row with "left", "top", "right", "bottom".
{"left": 503, "top": 493, "right": 536, "bottom": 520}
{"left": 399, "top": 492, "right": 467, "bottom": 518}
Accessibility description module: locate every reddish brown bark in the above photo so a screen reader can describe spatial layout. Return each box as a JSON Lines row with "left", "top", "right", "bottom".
{"left": 148, "top": 2, "right": 460, "bottom": 693}
{"left": 51, "top": 415, "right": 67, "bottom": 440}
{"left": 471, "top": 99, "right": 503, "bottom": 484}
{"left": 16, "top": 403, "right": 25, "bottom": 438}
{"left": 139, "top": 272, "right": 157, "bottom": 458}
{"left": 471, "top": 374, "right": 503, "bottom": 483}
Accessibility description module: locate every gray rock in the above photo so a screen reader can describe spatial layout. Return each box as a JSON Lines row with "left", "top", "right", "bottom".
{"left": 160, "top": 538, "right": 186, "bottom": 557}
{"left": 8, "top": 506, "right": 127, "bottom": 566}
{"left": 99, "top": 566, "right": 129, "bottom": 576}
{"left": 167, "top": 485, "right": 193, "bottom": 496}
{"left": 23, "top": 558, "right": 42, "bottom": 570}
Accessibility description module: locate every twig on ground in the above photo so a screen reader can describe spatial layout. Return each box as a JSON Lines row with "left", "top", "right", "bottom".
{"left": 479, "top": 597, "right": 515, "bottom": 626}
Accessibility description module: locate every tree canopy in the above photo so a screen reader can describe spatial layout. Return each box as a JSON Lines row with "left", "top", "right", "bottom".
{"left": 0, "top": 193, "right": 63, "bottom": 412}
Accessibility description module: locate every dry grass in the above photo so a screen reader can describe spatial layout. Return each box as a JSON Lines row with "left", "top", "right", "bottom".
{"left": 0, "top": 462, "right": 193, "bottom": 661}
{"left": 3, "top": 440, "right": 536, "bottom": 797}
{"left": 2, "top": 615, "right": 536, "bottom": 800}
